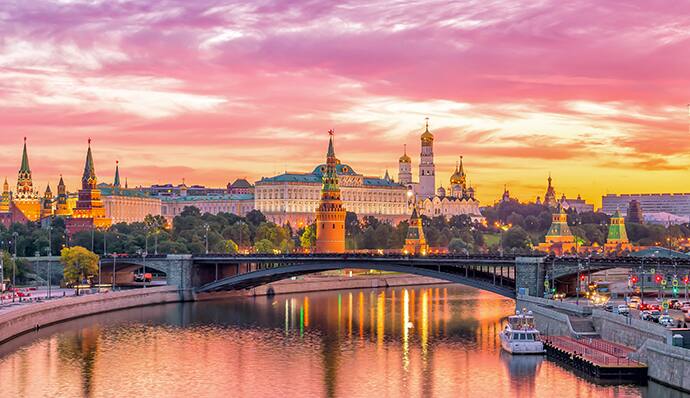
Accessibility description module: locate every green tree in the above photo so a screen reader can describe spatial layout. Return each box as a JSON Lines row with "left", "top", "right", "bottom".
{"left": 254, "top": 239, "right": 274, "bottom": 254}
{"left": 300, "top": 224, "right": 317, "bottom": 251}
{"left": 224, "top": 239, "right": 239, "bottom": 254}
{"left": 448, "top": 238, "right": 472, "bottom": 254}
{"left": 502, "top": 226, "right": 532, "bottom": 252}
{"left": 61, "top": 246, "right": 99, "bottom": 294}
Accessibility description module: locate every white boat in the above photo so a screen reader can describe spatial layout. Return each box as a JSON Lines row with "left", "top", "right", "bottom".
{"left": 500, "top": 310, "right": 545, "bottom": 355}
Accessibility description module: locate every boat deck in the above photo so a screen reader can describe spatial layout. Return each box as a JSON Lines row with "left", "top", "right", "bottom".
{"left": 542, "top": 336, "right": 647, "bottom": 381}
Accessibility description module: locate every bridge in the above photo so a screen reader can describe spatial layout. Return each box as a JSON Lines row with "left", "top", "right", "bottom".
{"left": 25, "top": 254, "right": 690, "bottom": 299}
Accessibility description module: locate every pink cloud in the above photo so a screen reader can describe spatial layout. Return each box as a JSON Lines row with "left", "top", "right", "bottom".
{"left": 0, "top": 0, "right": 688, "bottom": 205}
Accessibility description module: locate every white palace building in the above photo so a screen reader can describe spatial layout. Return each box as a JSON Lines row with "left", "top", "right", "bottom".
{"left": 255, "top": 121, "right": 483, "bottom": 227}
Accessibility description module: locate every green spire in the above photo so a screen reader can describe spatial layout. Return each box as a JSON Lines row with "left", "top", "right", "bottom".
{"left": 19, "top": 137, "right": 30, "bottom": 174}
{"left": 327, "top": 130, "right": 335, "bottom": 158}
{"left": 82, "top": 139, "right": 97, "bottom": 188}
{"left": 114, "top": 161, "right": 121, "bottom": 188}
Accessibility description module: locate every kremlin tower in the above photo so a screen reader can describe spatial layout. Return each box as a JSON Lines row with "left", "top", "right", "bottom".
{"left": 605, "top": 209, "right": 631, "bottom": 253}
{"left": 13, "top": 138, "right": 41, "bottom": 221}
{"left": 0, "top": 178, "right": 10, "bottom": 213}
{"left": 538, "top": 207, "right": 577, "bottom": 255}
{"left": 54, "top": 175, "right": 71, "bottom": 217}
{"left": 66, "top": 139, "right": 111, "bottom": 235}
{"left": 315, "top": 131, "right": 346, "bottom": 253}
{"left": 403, "top": 207, "right": 428, "bottom": 255}
{"left": 418, "top": 118, "right": 436, "bottom": 199}
{"left": 41, "top": 184, "right": 54, "bottom": 219}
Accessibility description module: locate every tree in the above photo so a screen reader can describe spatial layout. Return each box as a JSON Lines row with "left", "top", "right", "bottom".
{"left": 502, "top": 226, "right": 532, "bottom": 252}
{"left": 254, "top": 239, "right": 274, "bottom": 253}
{"left": 224, "top": 239, "right": 239, "bottom": 254}
{"left": 246, "top": 210, "right": 267, "bottom": 226}
{"left": 300, "top": 225, "right": 316, "bottom": 251}
{"left": 448, "top": 238, "right": 472, "bottom": 254}
{"left": 144, "top": 214, "right": 167, "bottom": 233}
{"left": 61, "top": 246, "right": 99, "bottom": 294}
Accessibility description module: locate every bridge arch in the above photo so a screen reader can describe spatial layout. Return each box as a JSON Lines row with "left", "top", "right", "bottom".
{"left": 196, "top": 261, "right": 516, "bottom": 298}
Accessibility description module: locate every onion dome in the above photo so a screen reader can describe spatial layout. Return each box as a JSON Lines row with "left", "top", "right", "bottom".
{"left": 421, "top": 118, "right": 433, "bottom": 145}
{"left": 399, "top": 144, "right": 411, "bottom": 163}
{"left": 437, "top": 186, "right": 446, "bottom": 197}
{"left": 450, "top": 156, "right": 466, "bottom": 185}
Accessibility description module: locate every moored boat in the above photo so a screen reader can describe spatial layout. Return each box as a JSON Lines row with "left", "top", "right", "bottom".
{"left": 500, "top": 309, "right": 545, "bottom": 355}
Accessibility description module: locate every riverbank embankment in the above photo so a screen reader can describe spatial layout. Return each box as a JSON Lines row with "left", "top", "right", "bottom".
{"left": 0, "top": 286, "right": 186, "bottom": 345}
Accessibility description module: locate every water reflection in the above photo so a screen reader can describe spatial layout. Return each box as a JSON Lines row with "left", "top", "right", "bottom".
{"left": 0, "top": 284, "right": 684, "bottom": 398}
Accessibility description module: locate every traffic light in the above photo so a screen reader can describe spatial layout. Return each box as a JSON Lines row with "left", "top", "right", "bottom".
{"left": 684, "top": 276, "right": 689, "bottom": 285}
{"left": 631, "top": 275, "right": 639, "bottom": 284}
{"left": 580, "top": 274, "right": 586, "bottom": 282}
{"left": 655, "top": 274, "right": 662, "bottom": 284}
{"left": 673, "top": 287, "right": 679, "bottom": 296}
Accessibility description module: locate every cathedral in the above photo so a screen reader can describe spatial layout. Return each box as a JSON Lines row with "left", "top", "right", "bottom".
{"left": 398, "top": 119, "right": 482, "bottom": 221}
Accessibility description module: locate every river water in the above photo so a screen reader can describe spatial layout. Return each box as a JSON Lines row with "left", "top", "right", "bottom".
{"left": 0, "top": 284, "right": 687, "bottom": 398}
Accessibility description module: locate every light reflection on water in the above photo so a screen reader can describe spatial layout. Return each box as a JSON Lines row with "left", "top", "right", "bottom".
{"left": 0, "top": 284, "right": 686, "bottom": 398}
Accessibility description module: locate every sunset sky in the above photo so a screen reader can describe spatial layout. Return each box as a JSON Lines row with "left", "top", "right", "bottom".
{"left": 1, "top": 0, "right": 689, "bottom": 207}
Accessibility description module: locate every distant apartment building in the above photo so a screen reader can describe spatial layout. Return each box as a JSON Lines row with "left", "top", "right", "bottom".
{"left": 602, "top": 193, "right": 690, "bottom": 224}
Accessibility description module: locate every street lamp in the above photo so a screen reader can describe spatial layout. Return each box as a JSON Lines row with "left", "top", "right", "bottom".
{"left": 12, "top": 231, "right": 18, "bottom": 302}
{"left": 204, "top": 223, "right": 210, "bottom": 254}
{"left": 143, "top": 234, "right": 148, "bottom": 288}
{"left": 47, "top": 226, "right": 52, "bottom": 299}
{"left": 112, "top": 253, "right": 117, "bottom": 291}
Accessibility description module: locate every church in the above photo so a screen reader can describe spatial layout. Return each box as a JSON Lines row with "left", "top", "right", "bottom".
{"left": 398, "top": 120, "right": 483, "bottom": 222}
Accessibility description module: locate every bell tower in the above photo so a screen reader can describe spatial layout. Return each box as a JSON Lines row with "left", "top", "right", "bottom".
{"left": 418, "top": 118, "right": 435, "bottom": 198}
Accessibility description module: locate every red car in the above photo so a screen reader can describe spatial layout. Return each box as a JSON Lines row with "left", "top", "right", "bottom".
{"left": 639, "top": 303, "right": 650, "bottom": 311}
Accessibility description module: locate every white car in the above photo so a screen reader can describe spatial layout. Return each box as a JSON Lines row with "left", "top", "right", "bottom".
{"left": 659, "top": 315, "right": 675, "bottom": 327}
{"left": 616, "top": 305, "right": 630, "bottom": 315}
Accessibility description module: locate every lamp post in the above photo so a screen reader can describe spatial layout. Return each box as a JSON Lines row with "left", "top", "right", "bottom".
{"left": 12, "top": 231, "right": 18, "bottom": 302}
{"left": 154, "top": 230, "right": 158, "bottom": 255}
{"left": 112, "top": 253, "right": 117, "bottom": 291}
{"left": 143, "top": 234, "right": 148, "bottom": 288}
{"left": 47, "top": 226, "right": 52, "bottom": 299}
{"left": 204, "top": 224, "right": 210, "bottom": 254}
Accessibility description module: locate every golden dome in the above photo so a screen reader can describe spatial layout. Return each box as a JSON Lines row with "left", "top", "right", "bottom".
{"left": 449, "top": 157, "right": 465, "bottom": 185}
{"left": 421, "top": 118, "right": 433, "bottom": 144}
{"left": 399, "top": 144, "right": 411, "bottom": 163}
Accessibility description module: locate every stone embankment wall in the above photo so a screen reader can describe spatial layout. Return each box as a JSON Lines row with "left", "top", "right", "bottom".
{"left": 634, "top": 339, "right": 690, "bottom": 392}
{"left": 515, "top": 295, "right": 579, "bottom": 337}
{"left": 592, "top": 309, "right": 671, "bottom": 349}
{"left": 0, "top": 286, "right": 186, "bottom": 344}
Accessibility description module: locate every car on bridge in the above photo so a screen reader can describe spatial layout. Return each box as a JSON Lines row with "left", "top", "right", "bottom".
{"left": 615, "top": 305, "right": 630, "bottom": 316}
{"left": 659, "top": 315, "right": 675, "bottom": 327}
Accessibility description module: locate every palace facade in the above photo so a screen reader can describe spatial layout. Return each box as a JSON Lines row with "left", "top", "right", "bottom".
{"left": 255, "top": 151, "right": 408, "bottom": 227}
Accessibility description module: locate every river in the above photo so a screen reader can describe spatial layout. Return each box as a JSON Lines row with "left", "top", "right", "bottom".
{"left": 0, "top": 284, "right": 687, "bottom": 397}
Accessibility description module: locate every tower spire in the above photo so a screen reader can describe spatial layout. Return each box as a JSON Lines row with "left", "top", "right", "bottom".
{"left": 20, "top": 137, "right": 30, "bottom": 174}
{"left": 327, "top": 129, "right": 335, "bottom": 158}
{"left": 82, "top": 138, "right": 97, "bottom": 189}
{"left": 114, "top": 160, "right": 121, "bottom": 188}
